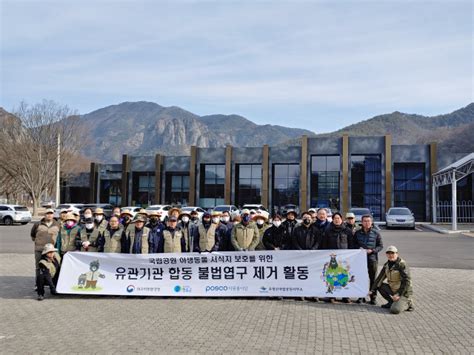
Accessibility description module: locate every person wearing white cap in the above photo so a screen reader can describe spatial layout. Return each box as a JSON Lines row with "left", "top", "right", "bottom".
{"left": 370, "top": 246, "right": 414, "bottom": 314}
{"left": 30, "top": 209, "right": 61, "bottom": 290}
{"left": 344, "top": 212, "right": 358, "bottom": 234}
{"left": 59, "top": 208, "right": 68, "bottom": 222}
{"left": 36, "top": 243, "right": 61, "bottom": 301}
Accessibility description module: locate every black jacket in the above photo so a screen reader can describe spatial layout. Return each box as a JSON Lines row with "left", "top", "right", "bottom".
{"left": 262, "top": 225, "right": 289, "bottom": 250}
{"left": 291, "top": 224, "right": 321, "bottom": 250}
{"left": 282, "top": 219, "right": 298, "bottom": 247}
{"left": 321, "top": 223, "right": 356, "bottom": 250}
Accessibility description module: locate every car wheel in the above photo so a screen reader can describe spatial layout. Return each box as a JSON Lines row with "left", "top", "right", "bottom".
{"left": 21, "top": 222, "right": 28, "bottom": 225}
{"left": 3, "top": 217, "right": 13, "bottom": 226}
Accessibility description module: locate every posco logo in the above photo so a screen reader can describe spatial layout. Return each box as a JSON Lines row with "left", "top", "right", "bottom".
{"left": 205, "top": 285, "right": 229, "bottom": 292}
{"left": 126, "top": 285, "right": 135, "bottom": 293}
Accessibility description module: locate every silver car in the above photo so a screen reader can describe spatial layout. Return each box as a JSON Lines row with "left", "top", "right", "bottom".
{"left": 386, "top": 207, "right": 415, "bottom": 229}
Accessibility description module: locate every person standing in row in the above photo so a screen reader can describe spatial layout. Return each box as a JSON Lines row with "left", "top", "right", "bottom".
{"left": 231, "top": 209, "right": 260, "bottom": 251}
{"left": 178, "top": 211, "right": 198, "bottom": 252}
{"left": 254, "top": 214, "right": 270, "bottom": 250}
{"left": 292, "top": 211, "right": 321, "bottom": 250}
{"left": 147, "top": 210, "right": 165, "bottom": 253}
{"left": 262, "top": 215, "right": 289, "bottom": 250}
{"left": 282, "top": 210, "right": 298, "bottom": 249}
{"left": 55, "top": 213, "right": 81, "bottom": 257}
{"left": 161, "top": 216, "right": 185, "bottom": 253}
{"left": 218, "top": 211, "right": 234, "bottom": 251}
{"left": 121, "top": 215, "right": 150, "bottom": 254}
{"left": 102, "top": 215, "right": 124, "bottom": 253}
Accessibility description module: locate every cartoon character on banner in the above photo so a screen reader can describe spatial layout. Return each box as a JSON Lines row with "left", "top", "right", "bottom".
{"left": 77, "top": 260, "right": 105, "bottom": 289}
{"left": 321, "top": 253, "right": 355, "bottom": 294}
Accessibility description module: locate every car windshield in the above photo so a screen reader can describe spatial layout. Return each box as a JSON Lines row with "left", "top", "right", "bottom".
{"left": 146, "top": 207, "right": 161, "bottom": 211}
{"left": 214, "top": 206, "right": 229, "bottom": 211}
{"left": 56, "top": 204, "right": 70, "bottom": 209}
{"left": 351, "top": 208, "right": 371, "bottom": 215}
{"left": 181, "top": 207, "right": 194, "bottom": 211}
{"left": 14, "top": 206, "right": 29, "bottom": 211}
{"left": 389, "top": 208, "right": 411, "bottom": 215}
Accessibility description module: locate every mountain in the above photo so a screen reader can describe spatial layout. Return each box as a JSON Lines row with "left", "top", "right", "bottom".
{"left": 79, "top": 101, "right": 316, "bottom": 162}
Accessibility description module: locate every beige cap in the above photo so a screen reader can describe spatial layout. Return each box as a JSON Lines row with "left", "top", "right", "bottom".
{"left": 64, "top": 213, "right": 76, "bottom": 221}
{"left": 241, "top": 209, "right": 250, "bottom": 215}
{"left": 93, "top": 207, "right": 104, "bottom": 215}
{"left": 386, "top": 245, "right": 398, "bottom": 253}
{"left": 45, "top": 208, "right": 54, "bottom": 214}
{"left": 41, "top": 243, "right": 57, "bottom": 255}
{"left": 345, "top": 212, "right": 356, "bottom": 218}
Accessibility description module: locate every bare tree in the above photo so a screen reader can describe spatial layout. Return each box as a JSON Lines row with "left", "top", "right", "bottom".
{"left": 0, "top": 100, "right": 87, "bottom": 216}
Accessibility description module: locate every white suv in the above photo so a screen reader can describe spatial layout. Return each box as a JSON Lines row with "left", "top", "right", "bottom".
{"left": 0, "top": 204, "right": 32, "bottom": 225}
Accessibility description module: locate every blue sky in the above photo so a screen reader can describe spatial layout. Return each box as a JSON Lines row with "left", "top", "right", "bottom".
{"left": 1, "top": 0, "right": 472, "bottom": 133}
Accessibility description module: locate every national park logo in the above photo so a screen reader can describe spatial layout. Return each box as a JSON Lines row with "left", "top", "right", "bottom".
{"left": 321, "top": 253, "right": 355, "bottom": 294}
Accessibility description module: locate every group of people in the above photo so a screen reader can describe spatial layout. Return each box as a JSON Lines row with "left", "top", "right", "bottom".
{"left": 30, "top": 206, "right": 414, "bottom": 314}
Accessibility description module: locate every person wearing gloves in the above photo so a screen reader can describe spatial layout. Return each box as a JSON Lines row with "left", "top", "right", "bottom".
{"left": 77, "top": 217, "right": 102, "bottom": 252}
{"left": 370, "top": 246, "right": 414, "bottom": 314}
{"left": 231, "top": 209, "right": 260, "bottom": 251}
{"left": 36, "top": 243, "right": 61, "bottom": 301}
{"left": 121, "top": 215, "right": 150, "bottom": 254}
{"left": 55, "top": 213, "right": 81, "bottom": 257}
{"left": 178, "top": 211, "right": 198, "bottom": 252}
{"left": 262, "top": 214, "right": 289, "bottom": 250}
{"left": 253, "top": 214, "right": 270, "bottom": 250}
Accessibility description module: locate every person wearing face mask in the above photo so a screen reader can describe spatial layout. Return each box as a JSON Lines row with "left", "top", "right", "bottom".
{"left": 160, "top": 216, "right": 185, "bottom": 253}
{"left": 93, "top": 208, "right": 108, "bottom": 233}
{"left": 292, "top": 212, "right": 322, "bottom": 251}
{"left": 314, "top": 208, "right": 330, "bottom": 233}
{"left": 102, "top": 216, "right": 124, "bottom": 253}
{"left": 218, "top": 211, "right": 234, "bottom": 251}
{"left": 55, "top": 213, "right": 81, "bottom": 257}
{"left": 282, "top": 210, "right": 298, "bottom": 249}
{"left": 120, "top": 210, "right": 133, "bottom": 230}
{"left": 76, "top": 217, "right": 101, "bottom": 252}
{"left": 80, "top": 208, "right": 94, "bottom": 227}
{"left": 121, "top": 215, "right": 150, "bottom": 254}
{"left": 253, "top": 214, "right": 269, "bottom": 250}
{"left": 178, "top": 211, "right": 198, "bottom": 252}
{"left": 196, "top": 211, "right": 222, "bottom": 252}
{"left": 231, "top": 209, "right": 260, "bottom": 252}
{"left": 262, "top": 215, "right": 289, "bottom": 250}
{"left": 145, "top": 210, "right": 165, "bottom": 253}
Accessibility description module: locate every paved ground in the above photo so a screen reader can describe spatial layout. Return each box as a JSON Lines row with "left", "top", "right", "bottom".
{"left": 1, "top": 224, "right": 473, "bottom": 354}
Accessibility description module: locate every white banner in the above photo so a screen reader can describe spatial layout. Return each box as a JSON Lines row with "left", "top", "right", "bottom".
{"left": 57, "top": 250, "right": 369, "bottom": 297}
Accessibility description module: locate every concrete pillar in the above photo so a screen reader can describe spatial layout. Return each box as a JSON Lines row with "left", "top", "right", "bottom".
{"left": 385, "top": 135, "right": 392, "bottom": 215}
{"left": 189, "top": 146, "right": 197, "bottom": 206}
{"left": 262, "top": 145, "right": 270, "bottom": 209}
{"left": 121, "top": 155, "right": 130, "bottom": 206}
{"left": 430, "top": 142, "right": 438, "bottom": 221}
{"left": 154, "top": 154, "right": 162, "bottom": 204}
{"left": 225, "top": 145, "right": 233, "bottom": 205}
{"left": 300, "top": 135, "right": 308, "bottom": 213}
{"left": 342, "top": 135, "right": 349, "bottom": 214}
{"left": 452, "top": 170, "right": 457, "bottom": 231}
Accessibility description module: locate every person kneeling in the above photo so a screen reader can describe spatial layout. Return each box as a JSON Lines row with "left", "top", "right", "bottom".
{"left": 370, "top": 245, "right": 414, "bottom": 314}
{"left": 37, "top": 243, "right": 61, "bottom": 301}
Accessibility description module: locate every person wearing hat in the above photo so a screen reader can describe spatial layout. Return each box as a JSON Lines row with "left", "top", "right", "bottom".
{"left": 30, "top": 208, "right": 61, "bottom": 289}
{"left": 253, "top": 213, "right": 270, "bottom": 250}
{"left": 163, "top": 207, "right": 181, "bottom": 224}
{"left": 59, "top": 208, "right": 68, "bottom": 222}
{"left": 370, "top": 246, "right": 414, "bottom": 314}
{"left": 344, "top": 212, "right": 358, "bottom": 234}
{"left": 146, "top": 210, "right": 165, "bottom": 253}
{"left": 282, "top": 210, "right": 298, "bottom": 248}
{"left": 119, "top": 209, "right": 134, "bottom": 230}
{"left": 231, "top": 209, "right": 260, "bottom": 251}
{"left": 72, "top": 210, "right": 81, "bottom": 222}
{"left": 219, "top": 211, "right": 234, "bottom": 251}
{"left": 196, "top": 211, "right": 224, "bottom": 252}
{"left": 36, "top": 243, "right": 61, "bottom": 301}
{"left": 101, "top": 215, "right": 124, "bottom": 253}
{"left": 190, "top": 210, "right": 200, "bottom": 226}
{"left": 77, "top": 217, "right": 102, "bottom": 252}
{"left": 308, "top": 208, "right": 318, "bottom": 224}
{"left": 178, "top": 211, "right": 198, "bottom": 252}
{"left": 121, "top": 215, "right": 150, "bottom": 254}
{"left": 354, "top": 214, "right": 383, "bottom": 304}
{"left": 262, "top": 214, "right": 289, "bottom": 250}
{"left": 93, "top": 207, "right": 108, "bottom": 233}
{"left": 161, "top": 215, "right": 185, "bottom": 253}
{"left": 55, "top": 212, "right": 81, "bottom": 257}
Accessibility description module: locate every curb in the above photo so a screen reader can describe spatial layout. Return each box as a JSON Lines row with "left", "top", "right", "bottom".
{"left": 421, "top": 224, "right": 471, "bottom": 234}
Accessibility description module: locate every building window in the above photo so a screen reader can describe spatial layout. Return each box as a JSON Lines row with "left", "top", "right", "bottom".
{"left": 394, "top": 163, "right": 426, "bottom": 220}
{"left": 100, "top": 179, "right": 121, "bottom": 206}
{"left": 235, "top": 164, "right": 262, "bottom": 207}
{"left": 199, "top": 164, "right": 225, "bottom": 208}
{"left": 351, "top": 155, "right": 382, "bottom": 220}
{"left": 132, "top": 172, "right": 155, "bottom": 206}
{"left": 272, "top": 164, "right": 300, "bottom": 215}
{"left": 311, "top": 155, "right": 340, "bottom": 211}
{"left": 165, "top": 173, "right": 189, "bottom": 206}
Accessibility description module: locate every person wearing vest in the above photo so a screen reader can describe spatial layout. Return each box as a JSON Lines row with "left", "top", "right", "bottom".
{"left": 354, "top": 214, "right": 383, "bottom": 304}
{"left": 196, "top": 211, "right": 221, "bottom": 252}
{"left": 218, "top": 211, "right": 234, "bottom": 251}
{"left": 59, "top": 208, "right": 68, "bottom": 223}
{"left": 101, "top": 216, "right": 124, "bottom": 253}
{"left": 121, "top": 215, "right": 150, "bottom": 254}
{"left": 36, "top": 243, "right": 61, "bottom": 301}
{"left": 30, "top": 209, "right": 61, "bottom": 288}
{"left": 161, "top": 216, "right": 185, "bottom": 253}
{"left": 282, "top": 210, "right": 298, "bottom": 250}
{"left": 262, "top": 214, "right": 289, "bottom": 250}
{"left": 146, "top": 210, "right": 165, "bottom": 253}
{"left": 93, "top": 207, "right": 108, "bottom": 233}
{"left": 231, "top": 209, "right": 260, "bottom": 251}
{"left": 120, "top": 209, "right": 133, "bottom": 230}
{"left": 55, "top": 212, "right": 81, "bottom": 257}
{"left": 178, "top": 211, "right": 198, "bottom": 252}
{"left": 77, "top": 217, "right": 102, "bottom": 252}
{"left": 190, "top": 210, "right": 200, "bottom": 226}
{"left": 253, "top": 213, "right": 270, "bottom": 250}
{"left": 370, "top": 246, "right": 414, "bottom": 314}
{"left": 163, "top": 207, "right": 180, "bottom": 225}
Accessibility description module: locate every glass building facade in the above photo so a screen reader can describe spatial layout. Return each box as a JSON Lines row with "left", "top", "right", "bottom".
{"left": 272, "top": 164, "right": 300, "bottom": 215}
{"left": 132, "top": 172, "right": 155, "bottom": 206}
{"left": 310, "top": 155, "right": 340, "bottom": 211}
{"left": 393, "top": 163, "right": 426, "bottom": 220}
{"left": 351, "top": 155, "right": 382, "bottom": 220}
{"left": 199, "top": 164, "right": 225, "bottom": 208}
{"left": 235, "top": 164, "right": 262, "bottom": 207}
{"left": 165, "top": 172, "right": 189, "bottom": 206}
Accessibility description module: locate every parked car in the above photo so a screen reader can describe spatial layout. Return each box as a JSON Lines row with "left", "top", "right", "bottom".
{"left": 386, "top": 207, "right": 415, "bottom": 229}
{"left": 241, "top": 204, "right": 270, "bottom": 219}
{"left": 145, "top": 205, "right": 172, "bottom": 221}
{"left": 120, "top": 206, "right": 142, "bottom": 218}
{"left": 54, "top": 203, "right": 84, "bottom": 219}
{"left": 349, "top": 207, "right": 372, "bottom": 224}
{"left": 280, "top": 204, "right": 300, "bottom": 216}
{"left": 181, "top": 206, "right": 206, "bottom": 220}
{"left": 80, "top": 204, "right": 114, "bottom": 218}
{"left": 0, "top": 204, "right": 32, "bottom": 225}
{"left": 213, "top": 205, "right": 240, "bottom": 219}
